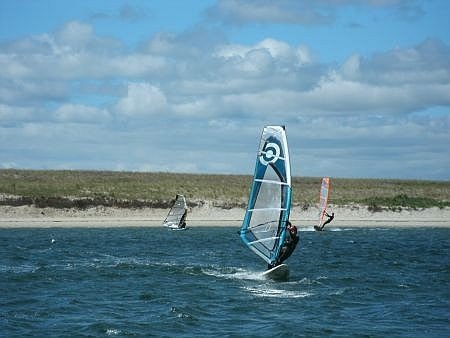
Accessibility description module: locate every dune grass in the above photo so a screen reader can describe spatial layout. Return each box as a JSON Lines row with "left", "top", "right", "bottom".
{"left": 0, "top": 169, "right": 449, "bottom": 210}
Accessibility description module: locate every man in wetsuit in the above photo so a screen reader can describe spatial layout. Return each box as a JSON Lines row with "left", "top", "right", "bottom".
{"left": 179, "top": 210, "right": 187, "bottom": 229}
{"left": 268, "top": 221, "right": 299, "bottom": 269}
{"left": 322, "top": 211, "right": 334, "bottom": 228}
{"left": 315, "top": 211, "right": 334, "bottom": 231}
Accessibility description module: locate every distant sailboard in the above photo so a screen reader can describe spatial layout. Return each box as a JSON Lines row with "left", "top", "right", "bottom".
{"left": 314, "top": 177, "right": 330, "bottom": 231}
{"left": 163, "top": 194, "right": 188, "bottom": 230}
{"left": 239, "top": 125, "right": 292, "bottom": 281}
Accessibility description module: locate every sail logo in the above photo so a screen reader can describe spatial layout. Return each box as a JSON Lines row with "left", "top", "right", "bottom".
{"left": 259, "top": 142, "right": 280, "bottom": 166}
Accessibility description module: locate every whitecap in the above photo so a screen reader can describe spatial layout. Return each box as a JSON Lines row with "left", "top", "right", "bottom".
{"left": 106, "top": 328, "right": 121, "bottom": 336}
{"left": 0, "top": 264, "right": 38, "bottom": 273}
{"left": 202, "top": 266, "right": 265, "bottom": 281}
{"left": 330, "top": 288, "right": 345, "bottom": 295}
{"left": 242, "top": 285, "right": 312, "bottom": 298}
{"left": 298, "top": 226, "right": 316, "bottom": 232}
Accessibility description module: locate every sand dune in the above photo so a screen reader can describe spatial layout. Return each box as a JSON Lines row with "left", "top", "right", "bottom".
{"left": 1, "top": 204, "right": 449, "bottom": 228}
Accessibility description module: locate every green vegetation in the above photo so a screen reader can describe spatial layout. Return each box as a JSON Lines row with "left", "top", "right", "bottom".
{"left": 0, "top": 169, "right": 449, "bottom": 211}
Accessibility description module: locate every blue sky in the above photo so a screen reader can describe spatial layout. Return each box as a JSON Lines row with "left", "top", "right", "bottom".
{"left": 0, "top": 0, "right": 449, "bottom": 180}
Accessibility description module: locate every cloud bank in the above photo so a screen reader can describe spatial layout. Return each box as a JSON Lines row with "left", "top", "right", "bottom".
{"left": 0, "top": 3, "right": 449, "bottom": 179}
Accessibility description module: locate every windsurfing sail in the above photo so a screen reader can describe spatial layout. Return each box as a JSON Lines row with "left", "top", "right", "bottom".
{"left": 163, "top": 194, "right": 187, "bottom": 228}
{"left": 318, "top": 177, "right": 330, "bottom": 227}
{"left": 240, "top": 125, "right": 292, "bottom": 266}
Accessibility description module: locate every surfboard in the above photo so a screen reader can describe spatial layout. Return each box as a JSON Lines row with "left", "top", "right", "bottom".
{"left": 262, "top": 264, "right": 289, "bottom": 281}
{"left": 239, "top": 126, "right": 296, "bottom": 280}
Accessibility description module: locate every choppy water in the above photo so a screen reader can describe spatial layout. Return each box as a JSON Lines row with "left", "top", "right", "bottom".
{"left": 1, "top": 226, "right": 449, "bottom": 337}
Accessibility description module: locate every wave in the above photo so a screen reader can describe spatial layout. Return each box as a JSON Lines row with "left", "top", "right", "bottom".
{"left": 242, "top": 285, "right": 312, "bottom": 298}
{"left": 106, "top": 328, "right": 122, "bottom": 336}
{"left": 0, "top": 263, "right": 38, "bottom": 274}
{"left": 202, "top": 265, "right": 314, "bottom": 299}
{"left": 202, "top": 266, "right": 264, "bottom": 281}
{"left": 298, "top": 226, "right": 316, "bottom": 232}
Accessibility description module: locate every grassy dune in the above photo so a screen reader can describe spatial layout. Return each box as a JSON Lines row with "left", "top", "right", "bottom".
{"left": 0, "top": 169, "right": 449, "bottom": 211}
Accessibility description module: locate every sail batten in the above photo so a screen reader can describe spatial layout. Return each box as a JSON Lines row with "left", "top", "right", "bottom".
{"left": 249, "top": 207, "right": 287, "bottom": 212}
{"left": 240, "top": 125, "right": 292, "bottom": 265}
{"left": 248, "top": 236, "right": 280, "bottom": 245}
{"left": 254, "top": 179, "right": 289, "bottom": 186}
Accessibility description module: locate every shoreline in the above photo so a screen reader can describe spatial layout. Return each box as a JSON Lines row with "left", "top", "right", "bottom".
{"left": 1, "top": 205, "right": 449, "bottom": 228}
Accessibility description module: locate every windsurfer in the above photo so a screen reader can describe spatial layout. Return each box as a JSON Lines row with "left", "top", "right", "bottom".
{"left": 268, "top": 221, "right": 299, "bottom": 269}
{"left": 322, "top": 211, "right": 334, "bottom": 228}
{"left": 315, "top": 211, "right": 334, "bottom": 231}
{"left": 179, "top": 210, "right": 187, "bottom": 229}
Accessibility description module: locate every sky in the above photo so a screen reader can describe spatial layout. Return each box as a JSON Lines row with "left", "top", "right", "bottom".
{"left": 0, "top": 0, "right": 449, "bottom": 180}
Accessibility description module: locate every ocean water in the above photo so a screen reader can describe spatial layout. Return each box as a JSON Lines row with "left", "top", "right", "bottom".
{"left": 1, "top": 226, "right": 449, "bottom": 337}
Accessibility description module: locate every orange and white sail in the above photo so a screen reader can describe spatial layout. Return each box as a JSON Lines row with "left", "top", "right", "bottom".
{"left": 318, "top": 177, "right": 330, "bottom": 227}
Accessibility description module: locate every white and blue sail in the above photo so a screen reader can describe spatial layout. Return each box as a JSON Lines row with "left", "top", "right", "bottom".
{"left": 240, "top": 125, "right": 292, "bottom": 266}
{"left": 163, "top": 194, "right": 188, "bottom": 229}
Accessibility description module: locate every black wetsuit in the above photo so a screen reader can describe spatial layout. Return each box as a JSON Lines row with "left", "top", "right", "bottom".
{"left": 321, "top": 213, "right": 334, "bottom": 228}
{"left": 179, "top": 210, "right": 187, "bottom": 228}
{"left": 278, "top": 235, "right": 299, "bottom": 263}
{"left": 268, "top": 228, "right": 299, "bottom": 269}
{"left": 315, "top": 212, "right": 334, "bottom": 231}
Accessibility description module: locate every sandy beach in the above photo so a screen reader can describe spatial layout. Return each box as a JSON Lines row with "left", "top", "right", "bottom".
{"left": 1, "top": 203, "right": 449, "bottom": 228}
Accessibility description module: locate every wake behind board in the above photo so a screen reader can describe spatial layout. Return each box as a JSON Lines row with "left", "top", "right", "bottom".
{"left": 262, "top": 264, "right": 289, "bottom": 281}
{"left": 171, "top": 227, "right": 187, "bottom": 231}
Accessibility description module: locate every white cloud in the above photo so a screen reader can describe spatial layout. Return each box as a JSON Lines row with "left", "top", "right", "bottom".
{"left": 0, "top": 80, "right": 68, "bottom": 104}
{"left": 0, "top": 54, "right": 31, "bottom": 78}
{"left": 54, "top": 104, "right": 110, "bottom": 123}
{"left": 108, "top": 54, "right": 168, "bottom": 77}
{"left": 340, "top": 54, "right": 361, "bottom": 80}
{"left": 230, "top": 48, "right": 274, "bottom": 76}
{"left": 0, "top": 15, "right": 448, "bottom": 179}
{"left": 215, "top": 38, "right": 313, "bottom": 66}
{"left": 298, "top": 73, "right": 450, "bottom": 115}
{"left": 0, "top": 104, "right": 35, "bottom": 121}
{"left": 172, "top": 98, "right": 216, "bottom": 118}
{"left": 115, "top": 82, "right": 168, "bottom": 117}
{"left": 346, "top": 39, "right": 450, "bottom": 85}
{"left": 0, "top": 21, "right": 164, "bottom": 81}
{"left": 56, "top": 21, "right": 94, "bottom": 49}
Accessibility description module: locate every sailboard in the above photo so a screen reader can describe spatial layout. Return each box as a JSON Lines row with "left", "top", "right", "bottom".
{"left": 240, "top": 125, "right": 292, "bottom": 281}
{"left": 314, "top": 177, "right": 330, "bottom": 231}
{"left": 261, "top": 263, "right": 289, "bottom": 281}
{"left": 162, "top": 194, "right": 188, "bottom": 230}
